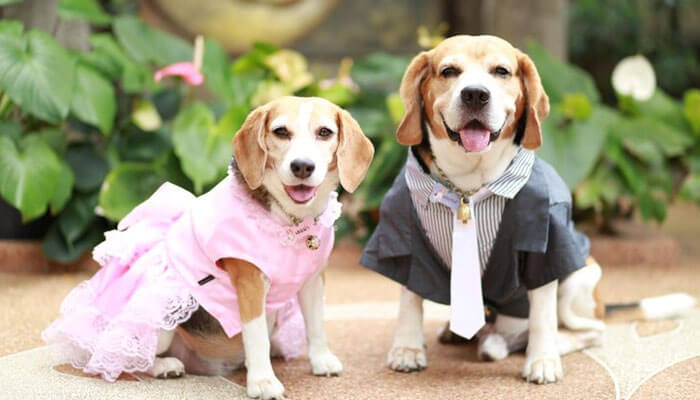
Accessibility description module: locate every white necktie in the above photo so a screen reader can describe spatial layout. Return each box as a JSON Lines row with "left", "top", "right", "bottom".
{"left": 449, "top": 202, "right": 485, "bottom": 339}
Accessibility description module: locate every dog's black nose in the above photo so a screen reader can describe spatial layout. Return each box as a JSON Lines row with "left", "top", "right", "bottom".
{"left": 290, "top": 159, "right": 315, "bottom": 179}
{"left": 461, "top": 85, "right": 490, "bottom": 110}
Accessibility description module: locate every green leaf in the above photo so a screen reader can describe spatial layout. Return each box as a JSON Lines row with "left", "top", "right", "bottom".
{"left": 70, "top": 63, "right": 116, "bottom": 134}
{"left": 0, "top": 135, "right": 62, "bottom": 221}
{"left": 58, "top": 193, "right": 97, "bottom": 244}
{"left": 681, "top": 173, "right": 700, "bottom": 203}
{"left": 98, "top": 162, "right": 165, "bottom": 221}
{"left": 230, "top": 70, "right": 266, "bottom": 106}
{"left": 131, "top": 99, "right": 162, "bottom": 131}
{"left": 202, "top": 38, "right": 233, "bottom": 102}
{"left": 386, "top": 92, "right": 404, "bottom": 125}
{"left": 65, "top": 144, "right": 109, "bottom": 192}
{"left": 561, "top": 93, "right": 593, "bottom": 120}
{"left": 0, "top": 0, "right": 23, "bottom": 6}
{"left": 113, "top": 16, "right": 192, "bottom": 66}
{"left": 50, "top": 162, "right": 74, "bottom": 214}
{"left": 0, "top": 20, "right": 23, "bottom": 36}
{"left": 526, "top": 41, "right": 600, "bottom": 104}
{"left": 58, "top": 0, "right": 112, "bottom": 26}
{"left": 172, "top": 102, "right": 229, "bottom": 192}
{"left": 316, "top": 82, "right": 357, "bottom": 107}
{"left": 351, "top": 52, "right": 410, "bottom": 91}
{"left": 636, "top": 90, "right": 688, "bottom": 132}
{"left": 0, "top": 120, "right": 22, "bottom": 141}
{"left": 35, "top": 128, "right": 67, "bottom": 154}
{"left": 43, "top": 221, "right": 102, "bottom": 263}
{"left": 215, "top": 104, "right": 248, "bottom": 137}
{"left": 683, "top": 89, "right": 700, "bottom": 136}
{"left": 0, "top": 29, "right": 76, "bottom": 122}
{"left": 346, "top": 105, "right": 394, "bottom": 140}
{"left": 81, "top": 34, "right": 131, "bottom": 79}
{"left": 613, "top": 116, "right": 693, "bottom": 157}
{"left": 538, "top": 105, "right": 618, "bottom": 189}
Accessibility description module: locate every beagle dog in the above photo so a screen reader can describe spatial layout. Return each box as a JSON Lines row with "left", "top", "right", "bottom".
{"left": 43, "top": 96, "right": 374, "bottom": 400}
{"left": 360, "top": 35, "right": 695, "bottom": 385}
{"left": 166, "top": 97, "right": 374, "bottom": 399}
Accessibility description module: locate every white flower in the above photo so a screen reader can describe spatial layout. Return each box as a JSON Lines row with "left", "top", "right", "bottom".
{"left": 611, "top": 55, "right": 656, "bottom": 101}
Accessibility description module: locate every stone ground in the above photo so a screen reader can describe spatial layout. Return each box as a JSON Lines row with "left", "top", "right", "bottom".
{"left": 2, "top": 203, "right": 700, "bottom": 399}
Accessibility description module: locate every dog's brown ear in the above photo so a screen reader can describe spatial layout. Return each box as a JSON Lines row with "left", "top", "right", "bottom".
{"left": 337, "top": 109, "right": 374, "bottom": 193}
{"left": 517, "top": 51, "right": 549, "bottom": 150}
{"left": 396, "top": 52, "right": 430, "bottom": 146}
{"left": 233, "top": 106, "right": 269, "bottom": 189}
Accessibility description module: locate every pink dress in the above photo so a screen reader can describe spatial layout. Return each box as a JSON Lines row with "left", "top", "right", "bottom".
{"left": 42, "top": 172, "right": 342, "bottom": 382}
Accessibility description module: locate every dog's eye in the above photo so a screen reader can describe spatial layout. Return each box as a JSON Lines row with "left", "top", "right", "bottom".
{"left": 273, "top": 127, "right": 290, "bottom": 138}
{"left": 317, "top": 127, "right": 334, "bottom": 138}
{"left": 440, "top": 66, "right": 460, "bottom": 78}
{"left": 492, "top": 66, "right": 511, "bottom": 77}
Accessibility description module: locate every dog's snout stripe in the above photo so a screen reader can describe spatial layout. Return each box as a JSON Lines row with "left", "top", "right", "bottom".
{"left": 405, "top": 149, "right": 534, "bottom": 271}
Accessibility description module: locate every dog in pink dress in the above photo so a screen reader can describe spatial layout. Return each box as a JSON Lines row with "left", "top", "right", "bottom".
{"left": 43, "top": 97, "right": 374, "bottom": 400}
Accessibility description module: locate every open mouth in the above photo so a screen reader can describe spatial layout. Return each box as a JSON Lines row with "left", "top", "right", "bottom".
{"left": 284, "top": 184, "right": 319, "bottom": 204}
{"left": 442, "top": 118, "right": 502, "bottom": 153}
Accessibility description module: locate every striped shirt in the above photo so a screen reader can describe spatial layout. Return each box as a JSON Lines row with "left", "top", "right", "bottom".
{"left": 404, "top": 148, "right": 535, "bottom": 273}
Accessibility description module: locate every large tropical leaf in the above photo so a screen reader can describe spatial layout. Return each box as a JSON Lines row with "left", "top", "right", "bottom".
{"left": 538, "top": 105, "right": 619, "bottom": 189}
{"left": 113, "top": 16, "right": 192, "bottom": 66}
{"left": 98, "top": 163, "right": 166, "bottom": 221}
{"left": 65, "top": 144, "right": 110, "bottom": 193}
{"left": 172, "top": 102, "right": 231, "bottom": 193}
{"left": 70, "top": 63, "right": 116, "bottom": 134}
{"left": 0, "top": 135, "right": 64, "bottom": 221}
{"left": 526, "top": 41, "right": 600, "bottom": 104}
{"left": 0, "top": 29, "right": 76, "bottom": 122}
{"left": 58, "top": 0, "right": 112, "bottom": 26}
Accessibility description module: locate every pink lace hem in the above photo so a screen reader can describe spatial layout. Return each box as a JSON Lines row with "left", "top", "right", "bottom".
{"left": 42, "top": 248, "right": 199, "bottom": 382}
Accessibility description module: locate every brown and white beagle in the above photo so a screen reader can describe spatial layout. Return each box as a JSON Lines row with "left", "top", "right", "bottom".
{"left": 151, "top": 96, "right": 374, "bottom": 399}
{"left": 381, "top": 35, "right": 695, "bottom": 385}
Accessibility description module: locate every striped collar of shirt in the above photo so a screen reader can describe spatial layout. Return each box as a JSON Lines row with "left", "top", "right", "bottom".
{"left": 404, "top": 147, "right": 535, "bottom": 270}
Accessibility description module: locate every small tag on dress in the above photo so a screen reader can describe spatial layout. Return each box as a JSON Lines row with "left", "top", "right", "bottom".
{"left": 198, "top": 274, "right": 214, "bottom": 286}
{"left": 429, "top": 183, "right": 461, "bottom": 211}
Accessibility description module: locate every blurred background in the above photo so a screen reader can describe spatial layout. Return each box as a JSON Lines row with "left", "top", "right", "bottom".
{"left": 0, "top": 0, "right": 698, "bottom": 265}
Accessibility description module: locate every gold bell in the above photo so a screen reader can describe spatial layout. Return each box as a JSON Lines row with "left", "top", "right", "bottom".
{"left": 457, "top": 197, "right": 471, "bottom": 224}
{"left": 306, "top": 235, "right": 321, "bottom": 250}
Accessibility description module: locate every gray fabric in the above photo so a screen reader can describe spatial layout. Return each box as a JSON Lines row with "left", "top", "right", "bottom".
{"left": 405, "top": 148, "right": 535, "bottom": 271}
{"left": 360, "top": 155, "right": 590, "bottom": 318}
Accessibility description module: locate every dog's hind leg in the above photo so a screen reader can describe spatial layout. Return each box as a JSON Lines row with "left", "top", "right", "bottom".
{"left": 145, "top": 329, "right": 186, "bottom": 379}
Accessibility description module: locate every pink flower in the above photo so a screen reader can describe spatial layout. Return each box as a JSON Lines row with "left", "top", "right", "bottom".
{"left": 154, "top": 62, "right": 204, "bottom": 86}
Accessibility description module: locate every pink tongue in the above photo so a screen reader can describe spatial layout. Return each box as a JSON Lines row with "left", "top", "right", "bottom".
{"left": 459, "top": 127, "right": 491, "bottom": 152}
{"left": 285, "top": 185, "right": 318, "bottom": 203}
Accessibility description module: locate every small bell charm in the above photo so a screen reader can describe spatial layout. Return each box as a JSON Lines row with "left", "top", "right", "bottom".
{"left": 306, "top": 235, "right": 321, "bottom": 250}
{"left": 457, "top": 197, "right": 471, "bottom": 224}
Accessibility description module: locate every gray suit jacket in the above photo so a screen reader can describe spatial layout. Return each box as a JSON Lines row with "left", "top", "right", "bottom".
{"left": 360, "top": 156, "right": 590, "bottom": 318}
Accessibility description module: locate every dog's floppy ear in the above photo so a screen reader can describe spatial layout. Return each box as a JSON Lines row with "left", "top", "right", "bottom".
{"left": 396, "top": 52, "right": 430, "bottom": 146}
{"left": 517, "top": 51, "right": 549, "bottom": 150}
{"left": 233, "top": 105, "right": 269, "bottom": 189}
{"left": 337, "top": 109, "right": 374, "bottom": 193}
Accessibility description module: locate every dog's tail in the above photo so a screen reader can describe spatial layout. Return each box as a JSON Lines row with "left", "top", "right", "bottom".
{"left": 605, "top": 292, "right": 697, "bottom": 320}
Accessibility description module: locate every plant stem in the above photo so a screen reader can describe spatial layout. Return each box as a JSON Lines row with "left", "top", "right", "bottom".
{"left": 0, "top": 92, "right": 12, "bottom": 120}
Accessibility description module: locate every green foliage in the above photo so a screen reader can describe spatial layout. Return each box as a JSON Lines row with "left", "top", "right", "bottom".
{"left": 0, "top": 26, "right": 76, "bottom": 122}
{"left": 531, "top": 42, "right": 699, "bottom": 227}
{"left": 0, "top": 135, "right": 71, "bottom": 221}
{"left": 70, "top": 63, "right": 116, "bottom": 134}
{"left": 57, "top": 0, "right": 112, "bottom": 26}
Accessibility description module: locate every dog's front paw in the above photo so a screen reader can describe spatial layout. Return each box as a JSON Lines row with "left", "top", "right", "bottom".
{"left": 146, "top": 357, "right": 185, "bottom": 379}
{"left": 522, "top": 354, "right": 563, "bottom": 384}
{"left": 247, "top": 374, "right": 285, "bottom": 400}
{"left": 310, "top": 350, "right": 343, "bottom": 376}
{"left": 387, "top": 346, "right": 427, "bottom": 372}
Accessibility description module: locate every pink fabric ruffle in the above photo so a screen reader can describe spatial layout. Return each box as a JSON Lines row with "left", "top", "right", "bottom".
{"left": 42, "top": 219, "right": 199, "bottom": 382}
